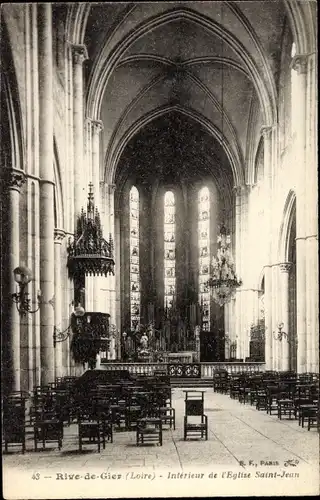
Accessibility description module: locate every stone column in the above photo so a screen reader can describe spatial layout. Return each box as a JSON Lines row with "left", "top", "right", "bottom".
{"left": 54, "top": 229, "right": 65, "bottom": 378}
{"left": 108, "top": 184, "right": 116, "bottom": 324}
{"left": 114, "top": 199, "right": 121, "bottom": 356}
{"left": 279, "top": 263, "right": 292, "bottom": 371}
{"left": 306, "top": 233, "right": 318, "bottom": 373}
{"left": 89, "top": 119, "right": 104, "bottom": 316}
{"left": 261, "top": 125, "right": 273, "bottom": 370}
{"left": 91, "top": 120, "right": 103, "bottom": 208}
{"left": 234, "top": 186, "right": 242, "bottom": 359}
{"left": 239, "top": 186, "right": 250, "bottom": 342}
{"left": 304, "top": 53, "right": 318, "bottom": 373}
{"left": 8, "top": 170, "right": 26, "bottom": 391}
{"left": 38, "top": 3, "right": 55, "bottom": 385}
{"left": 234, "top": 185, "right": 250, "bottom": 361}
{"left": 291, "top": 55, "right": 307, "bottom": 373}
{"left": 224, "top": 303, "right": 230, "bottom": 360}
{"left": 271, "top": 265, "right": 281, "bottom": 371}
{"left": 72, "top": 44, "right": 88, "bottom": 221}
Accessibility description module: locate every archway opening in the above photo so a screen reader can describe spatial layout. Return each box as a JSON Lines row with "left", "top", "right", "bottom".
{"left": 114, "top": 111, "right": 234, "bottom": 359}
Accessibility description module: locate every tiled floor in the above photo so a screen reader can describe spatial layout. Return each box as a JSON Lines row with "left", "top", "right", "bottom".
{"left": 3, "top": 388, "right": 319, "bottom": 498}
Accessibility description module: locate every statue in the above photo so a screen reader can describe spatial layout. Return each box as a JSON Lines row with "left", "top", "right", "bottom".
{"left": 140, "top": 332, "right": 148, "bottom": 350}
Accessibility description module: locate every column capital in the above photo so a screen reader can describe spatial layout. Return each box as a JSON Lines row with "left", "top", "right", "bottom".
{"left": 233, "top": 184, "right": 249, "bottom": 196}
{"left": 260, "top": 126, "right": 274, "bottom": 139}
{"left": 8, "top": 169, "right": 26, "bottom": 192}
{"left": 54, "top": 228, "right": 66, "bottom": 244}
{"left": 91, "top": 119, "right": 104, "bottom": 135}
{"left": 108, "top": 184, "right": 116, "bottom": 195}
{"left": 291, "top": 54, "right": 308, "bottom": 74}
{"left": 71, "top": 44, "right": 88, "bottom": 65}
{"left": 279, "top": 262, "right": 292, "bottom": 274}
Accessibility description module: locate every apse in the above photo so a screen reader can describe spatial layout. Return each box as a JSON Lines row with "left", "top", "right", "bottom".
{"left": 114, "top": 111, "right": 235, "bottom": 356}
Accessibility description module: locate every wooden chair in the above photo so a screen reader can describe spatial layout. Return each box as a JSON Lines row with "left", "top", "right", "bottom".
{"left": 34, "top": 410, "right": 63, "bottom": 451}
{"left": 136, "top": 417, "right": 162, "bottom": 446}
{"left": 183, "top": 391, "right": 208, "bottom": 441}
{"left": 306, "top": 407, "right": 318, "bottom": 431}
{"left": 266, "top": 385, "right": 280, "bottom": 415}
{"left": 152, "top": 387, "right": 175, "bottom": 430}
{"left": 293, "top": 397, "right": 313, "bottom": 422}
{"left": 277, "top": 396, "right": 295, "bottom": 420}
{"left": 78, "top": 409, "right": 104, "bottom": 452}
{"left": 256, "top": 389, "right": 268, "bottom": 411}
{"left": 125, "top": 392, "right": 143, "bottom": 430}
{"left": 299, "top": 404, "right": 317, "bottom": 429}
{"left": 92, "top": 398, "right": 113, "bottom": 444}
{"left": 229, "top": 378, "right": 241, "bottom": 400}
{"left": 3, "top": 395, "right": 27, "bottom": 453}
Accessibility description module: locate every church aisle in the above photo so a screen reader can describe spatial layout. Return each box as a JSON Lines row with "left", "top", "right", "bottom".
{"left": 3, "top": 388, "right": 318, "bottom": 475}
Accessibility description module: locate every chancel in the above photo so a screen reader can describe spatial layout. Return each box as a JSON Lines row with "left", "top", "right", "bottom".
{"left": 1, "top": 2, "right": 319, "bottom": 496}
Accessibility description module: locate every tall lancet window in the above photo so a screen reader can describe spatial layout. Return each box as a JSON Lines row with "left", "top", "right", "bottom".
{"left": 198, "top": 187, "right": 210, "bottom": 331}
{"left": 129, "top": 186, "right": 140, "bottom": 329}
{"left": 164, "top": 191, "right": 176, "bottom": 309}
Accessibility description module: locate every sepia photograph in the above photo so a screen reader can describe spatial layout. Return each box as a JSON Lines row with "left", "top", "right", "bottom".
{"left": 0, "top": 1, "right": 318, "bottom": 498}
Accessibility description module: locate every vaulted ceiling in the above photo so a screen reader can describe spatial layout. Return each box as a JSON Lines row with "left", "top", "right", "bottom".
{"left": 80, "top": 2, "right": 288, "bottom": 189}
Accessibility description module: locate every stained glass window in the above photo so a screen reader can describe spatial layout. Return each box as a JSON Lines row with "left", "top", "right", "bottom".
{"left": 198, "top": 187, "right": 210, "bottom": 331}
{"left": 130, "top": 186, "right": 140, "bottom": 329}
{"left": 164, "top": 191, "right": 176, "bottom": 309}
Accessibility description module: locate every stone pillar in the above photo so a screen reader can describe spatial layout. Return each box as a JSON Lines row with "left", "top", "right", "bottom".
{"left": 261, "top": 125, "right": 273, "bottom": 370}
{"left": 240, "top": 186, "right": 250, "bottom": 341}
{"left": 91, "top": 120, "right": 103, "bottom": 208}
{"left": 38, "top": 3, "right": 55, "bottom": 385}
{"left": 114, "top": 198, "right": 121, "bottom": 356}
{"left": 304, "top": 53, "right": 318, "bottom": 373}
{"left": 279, "top": 263, "right": 292, "bottom": 371}
{"left": 8, "top": 170, "right": 26, "bottom": 391}
{"left": 108, "top": 184, "right": 116, "bottom": 324}
{"left": 306, "top": 233, "right": 318, "bottom": 373}
{"left": 72, "top": 44, "right": 88, "bottom": 221}
{"left": 108, "top": 184, "right": 116, "bottom": 239}
{"left": 89, "top": 120, "right": 104, "bottom": 314}
{"left": 224, "top": 303, "right": 230, "bottom": 360}
{"left": 234, "top": 185, "right": 250, "bottom": 361}
{"left": 54, "top": 229, "right": 65, "bottom": 378}
{"left": 272, "top": 265, "right": 280, "bottom": 371}
{"left": 234, "top": 186, "right": 242, "bottom": 359}
{"left": 291, "top": 55, "right": 307, "bottom": 373}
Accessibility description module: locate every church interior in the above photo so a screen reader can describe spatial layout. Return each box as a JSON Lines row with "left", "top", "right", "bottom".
{"left": 1, "top": 2, "right": 319, "bottom": 495}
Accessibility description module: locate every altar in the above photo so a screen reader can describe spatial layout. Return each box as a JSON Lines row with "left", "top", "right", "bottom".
{"left": 166, "top": 352, "right": 194, "bottom": 363}
{"left": 134, "top": 351, "right": 196, "bottom": 364}
{"left": 119, "top": 307, "right": 201, "bottom": 364}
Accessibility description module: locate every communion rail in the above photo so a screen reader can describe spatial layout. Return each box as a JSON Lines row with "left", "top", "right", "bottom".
{"left": 99, "top": 362, "right": 265, "bottom": 378}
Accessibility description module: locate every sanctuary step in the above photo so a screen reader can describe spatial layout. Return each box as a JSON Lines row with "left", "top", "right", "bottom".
{"left": 170, "top": 378, "right": 213, "bottom": 388}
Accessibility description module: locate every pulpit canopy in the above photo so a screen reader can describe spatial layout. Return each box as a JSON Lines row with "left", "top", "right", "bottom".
{"left": 67, "top": 183, "right": 115, "bottom": 277}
